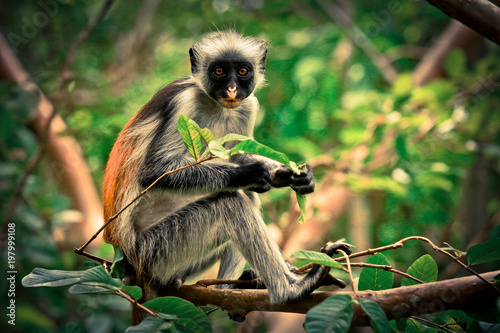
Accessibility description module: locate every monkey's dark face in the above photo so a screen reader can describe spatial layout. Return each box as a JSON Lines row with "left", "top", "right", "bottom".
{"left": 206, "top": 56, "right": 256, "bottom": 109}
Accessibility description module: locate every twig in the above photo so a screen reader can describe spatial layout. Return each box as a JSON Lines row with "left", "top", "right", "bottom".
{"left": 410, "top": 316, "right": 456, "bottom": 333}
{"left": 339, "top": 249, "right": 357, "bottom": 298}
{"left": 398, "top": 236, "right": 500, "bottom": 293}
{"left": 79, "top": 250, "right": 112, "bottom": 267}
{"left": 315, "top": 0, "right": 398, "bottom": 84}
{"left": 75, "top": 155, "right": 216, "bottom": 255}
{"left": 295, "top": 236, "right": 499, "bottom": 293}
{"left": 60, "top": 0, "right": 115, "bottom": 87}
{"left": 117, "top": 289, "right": 159, "bottom": 318}
{"left": 341, "top": 263, "right": 425, "bottom": 284}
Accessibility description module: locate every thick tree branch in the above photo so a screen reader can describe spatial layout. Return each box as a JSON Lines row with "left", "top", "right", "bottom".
{"left": 425, "top": 0, "right": 500, "bottom": 46}
{"left": 0, "top": 32, "right": 103, "bottom": 246}
{"left": 161, "top": 271, "right": 499, "bottom": 326}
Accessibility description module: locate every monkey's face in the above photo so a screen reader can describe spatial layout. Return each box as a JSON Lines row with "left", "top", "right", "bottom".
{"left": 206, "top": 56, "right": 256, "bottom": 109}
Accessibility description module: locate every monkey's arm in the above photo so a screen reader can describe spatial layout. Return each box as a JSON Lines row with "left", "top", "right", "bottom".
{"left": 232, "top": 155, "right": 315, "bottom": 194}
{"left": 139, "top": 155, "right": 272, "bottom": 193}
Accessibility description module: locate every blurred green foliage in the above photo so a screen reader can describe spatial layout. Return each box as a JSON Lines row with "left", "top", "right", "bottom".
{"left": 1, "top": 0, "right": 499, "bottom": 332}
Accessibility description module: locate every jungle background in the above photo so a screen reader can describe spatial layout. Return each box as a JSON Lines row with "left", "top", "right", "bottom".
{"left": 1, "top": 0, "right": 499, "bottom": 332}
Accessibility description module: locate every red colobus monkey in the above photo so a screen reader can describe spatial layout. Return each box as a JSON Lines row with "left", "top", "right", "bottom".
{"left": 103, "top": 31, "right": 349, "bottom": 321}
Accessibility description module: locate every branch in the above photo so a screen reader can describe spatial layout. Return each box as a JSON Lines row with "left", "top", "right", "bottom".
{"left": 425, "top": 0, "right": 500, "bottom": 46}
{"left": 161, "top": 270, "right": 500, "bottom": 326}
{"left": 1, "top": 0, "right": 114, "bottom": 246}
{"left": 315, "top": 0, "right": 398, "bottom": 84}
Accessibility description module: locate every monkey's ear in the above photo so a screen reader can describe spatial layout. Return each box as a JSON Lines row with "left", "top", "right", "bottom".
{"left": 260, "top": 49, "right": 268, "bottom": 72}
{"left": 189, "top": 48, "right": 198, "bottom": 73}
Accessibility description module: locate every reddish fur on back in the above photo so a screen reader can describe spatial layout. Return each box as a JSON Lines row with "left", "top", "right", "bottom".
{"left": 102, "top": 116, "right": 140, "bottom": 245}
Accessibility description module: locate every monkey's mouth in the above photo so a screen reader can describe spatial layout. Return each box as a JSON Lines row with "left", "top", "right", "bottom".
{"left": 220, "top": 98, "right": 241, "bottom": 108}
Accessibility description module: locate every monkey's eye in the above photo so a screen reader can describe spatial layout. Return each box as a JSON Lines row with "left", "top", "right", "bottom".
{"left": 214, "top": 67, "right": 224, "bottom": 76}
{"left": 238, "top": 67, "right": 249, "bottom": 76}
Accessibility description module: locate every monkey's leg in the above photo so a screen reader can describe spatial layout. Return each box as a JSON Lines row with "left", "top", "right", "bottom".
{"left": 136, "top": 191, "right": 332, "bottom": 304}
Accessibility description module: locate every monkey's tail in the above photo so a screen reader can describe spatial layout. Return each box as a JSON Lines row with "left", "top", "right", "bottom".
{"left": 131, "top": 274, "right": 156, "bottom": 326}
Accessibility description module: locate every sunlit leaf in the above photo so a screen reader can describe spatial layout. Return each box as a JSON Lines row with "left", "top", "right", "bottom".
{"left": 358, "top": 253, "right": 393, "bottom": 291}
{"left": 68, "top": 284, "right": 116, "bottom": 295}
{"left": 401, "top": 254, "right": 438, "bottom": 286}
{"left": 297, "top": 192, "right": 307, "bottom": 223}
{"left": 22, "top": 268, "right": 83, "bottom": 287}
{"left": 230, "top": 140, "right": 300, "bottom": 174}
{"left": 304, "top": 294, "right": 353, "bottom": 333}
{"left": 290, "top": 250, "right": 346, "bottom": 272}
{"left": 177, "top": 115, "right": 204, "bottom": 161}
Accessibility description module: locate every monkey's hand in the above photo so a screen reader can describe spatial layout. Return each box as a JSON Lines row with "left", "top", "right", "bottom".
{"left": 232, "top": 161, "right": 272, "bottom": 193}
{"left": 271, "top": 164, "right": 315, "bottom": 195}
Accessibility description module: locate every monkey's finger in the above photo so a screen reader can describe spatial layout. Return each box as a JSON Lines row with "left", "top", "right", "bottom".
{"left": 290, "top": 174, "right": 313, "bottom": 186}
{"left": 290, "top": 183, "right": 315, "bottom": 194}
{"left": 319, "top": 274, "right": 347, "bottom": 288}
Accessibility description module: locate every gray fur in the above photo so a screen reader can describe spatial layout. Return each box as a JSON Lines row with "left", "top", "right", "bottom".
{"left": 112, "top": 31, "right": 333, "bottom": 306}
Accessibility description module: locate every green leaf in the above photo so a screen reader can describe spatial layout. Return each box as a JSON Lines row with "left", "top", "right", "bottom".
{"left": 230, "top": 140, "right": 300, "bottom": 174}
{"left": 213, "top": 133, "right": 250, "bottom": 146}
{"left": 68, "top": 284, "right": 116, "bottom": 295}
{"left": 401, "top": 254, "right": 438, "bottom": 286}
{"left": 304, "top": 294, "right": 353, "bottom": 333}
{"left": 208, "top": 140, "right": 231, "bottom": 159}
{"left": 177, "top": 115, "right": 204, "bottom": 161}
{"left": 22, "top": 268, "right": 84, "bottom": 287}
{"left": 143, "top": 297, "right": 212, "bottom": 333}
{"left": 291, "top": 250, "right": 346, "bottom": 272}
{"left": 111, "top": 245, "right": 125, "bottom": 277}
{"left": 359, "top": 299, "right": 391, "bottom": 333}
{"left": 297, "top": 193, "right": 307, "bottom": 224}
{"left": 194, "top": 126, "right": 215, "bottom": 146}
{"left": 405, "top": 318, "right": 439, "bottom": 333}
{"left": 83, "top": 261, "right": 100, "bottom": 268}
{"left": 80, "top": 266, "right": 124, "bottom": 288}
{"left": 358, "top": 253, "right": 394, "bottom": 291}
{"left": 125, "top": 317, "right": 172, "bottom": 333}
{"left": 467, "top": 238, "right": 500, "bottom": 266}
{"left": 121, "top": 286, "right": 143, "bottom": 301}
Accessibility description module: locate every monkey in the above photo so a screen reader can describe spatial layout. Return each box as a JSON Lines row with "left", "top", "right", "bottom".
{"left": 102, "top": 31, "right": 350, "bottom": 323}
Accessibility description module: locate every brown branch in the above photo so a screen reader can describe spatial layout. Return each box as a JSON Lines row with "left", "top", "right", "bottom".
{"left": 162, "top": 270, "right": 500, "bottom": 326}
{"left": 341, "top": 263, "right": 425, "bottom": 284}
{"left": 1, "top": 0, "right": 114, "bottom": 246}
{"left": 425, "top": 0, "right": 500, "bottom": 46}
{"left": 60, "top": 0, "right": 115, "bottom": 86}
{"left": 294, "top": 236, "right": 500, "bottom": 293}
{"left": 412, "top": 20, "right": 483, "bottom": 87}
{"left": 316, "top": 0, "right": 398, "bottom": 84}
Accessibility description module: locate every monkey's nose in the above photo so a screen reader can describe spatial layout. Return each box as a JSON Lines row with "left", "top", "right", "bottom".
{"left": 227, "top": 86, "right": 237, "bottom": 100}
